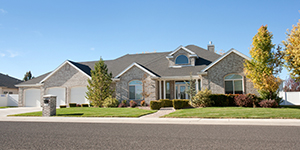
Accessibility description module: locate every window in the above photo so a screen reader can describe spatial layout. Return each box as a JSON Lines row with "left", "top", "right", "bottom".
{"left": 175, "top": 55, "right": 188, "bottom": 64}
{"left": 166, "top": 81, "right": 170, "bottom": 99}
{"left": 198, "top": 79, "right": 201, "bottom": 91}
{"left": 9, "top": 92, "right": 13, "bottom": 94}
{"left": 129, "top": 80, "right": 143, "bottom": 100}
{"left": 3, "top": 91, "right": 8, "bottom": 94}
{"left": 224, "top": 74, "right": 243, "bottom": 94}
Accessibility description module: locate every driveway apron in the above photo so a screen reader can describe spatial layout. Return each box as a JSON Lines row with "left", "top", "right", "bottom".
{"left": 0, "top": 107, "right": 42, "bottom": 117}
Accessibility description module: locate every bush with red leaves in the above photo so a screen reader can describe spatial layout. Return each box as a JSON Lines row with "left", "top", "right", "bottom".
{"left": 259, "top": 99, "right": 278, "bottom": 108}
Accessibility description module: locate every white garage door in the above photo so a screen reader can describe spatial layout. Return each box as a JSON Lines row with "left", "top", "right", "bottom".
{"left": 47, "top": 87, "right": 65, "bottom": 107}
{"left": 25, "top": 89, "right": 41, "bottom": 107}
{"left": 70, "top": 87, "right": 89, "bottom": 104}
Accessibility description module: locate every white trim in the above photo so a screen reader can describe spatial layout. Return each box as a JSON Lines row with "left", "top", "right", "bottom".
{"left": 40, "top": 60, "right": 91, "bottom": 83}
{"left": 15, "top": 83, "right": 43, "bottom": 87}
{"left": 196, "top": 79, "right": 199, "bottom": 92}
{"left": 168, "top": 45, "right": 196, "bottom": 56}
{"left": 163, "top": 80, "right": 166, "bottom": 99}
{"left": 199, "top": 49, "right": 251, "bottom": 73}
{"left": 114, "top": 62, "right": 157, "bottom": 79}
{"left": 159, "top": 80, "right": 162, "bottom": 99}
{"left": 160, "top": 75, "right": 200, "bottom": 80}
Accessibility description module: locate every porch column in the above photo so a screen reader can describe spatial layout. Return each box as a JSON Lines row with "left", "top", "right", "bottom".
{"left": 174, "top": 81, "right": 176, "bottom": 99}
{"left": 163, "top": 80, "right": 166, "bottom": 99}
{"left": 159, "top": 80, "right": 162, "bottom": 99}
{"left": 196, "top": 79, "right": 199, "bottom": 93}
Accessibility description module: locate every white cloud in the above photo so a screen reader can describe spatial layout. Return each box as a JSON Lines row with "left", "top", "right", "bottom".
{"left": 0, "top": 53, "right": 5, "bottom": 57}
{"left": 6, "top": 50, "right": 19, "bottom": 58}
{"left": 90, "top": 47, "right": 95, "bottom": 51}
{"left": 0, "top": 9, "right": 7, "bottom": 14}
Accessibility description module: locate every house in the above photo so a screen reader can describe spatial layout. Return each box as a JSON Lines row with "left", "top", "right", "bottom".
{"left": 16, "top": 44, "right": 258, "bottom": 107}
{"left": 0, "top": 73, "right": 22, "bottom": 94}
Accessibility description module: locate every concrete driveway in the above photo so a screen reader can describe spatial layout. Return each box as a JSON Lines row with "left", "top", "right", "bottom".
{"left": 0, "top": 107, "right": 42, "bottom": 117}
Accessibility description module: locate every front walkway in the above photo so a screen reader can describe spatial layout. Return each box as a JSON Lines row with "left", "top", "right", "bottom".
{"left": 140, "top": 107, "right": 175, "bottom": 118}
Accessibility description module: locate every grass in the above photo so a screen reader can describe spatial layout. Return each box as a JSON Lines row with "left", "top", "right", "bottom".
{"left": 11, "top": 107, "right": 157, "bottom": 117}
{"left": 0, "top": 106, "right": 18, "bottom": 109}
{"left": 163, "top": 107, "right": 300, "bottom": 119}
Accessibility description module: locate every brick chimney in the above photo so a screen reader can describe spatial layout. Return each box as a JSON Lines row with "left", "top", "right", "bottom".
{"left": 207, "top": 41, "right": 215, "bottom": 53}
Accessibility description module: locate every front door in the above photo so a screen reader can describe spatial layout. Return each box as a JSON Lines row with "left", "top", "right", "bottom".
{"left": 176, "top": 84, "right": 188, "bottom": 99}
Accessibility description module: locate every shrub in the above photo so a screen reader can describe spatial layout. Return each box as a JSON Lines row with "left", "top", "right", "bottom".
{"left": 173, "top": 99, "right": 191, "bottom": 109}
{"left": 60, "top": 105, "right": 66, "bottom": 108}
{"left": 81, "top": 104, "right": 89, "bottom": 107}
{"left": 118, "top": 100, "right": 128, "bottom": 108}
{"left": 259, "top": 99, "right": 278, "bottom": 108}
{"left": 69, "top": 103, "right": 76, "bottom": 107}
{"left": 103, "top": 96, "right": 119, "bottom": 108}
{"left": 130, "top": 100, "right": 138, "bottom": 108}
{"left": 76, "top": 104, "right": 81, "bottom": 107}
{"left": 150, "top": 100, "right": 161, "bottom": 110}
{"left": 210, "top": 94, "right": 229, "bottom": 107}
{"left": 140, "top": 100, "right": 146, "bottom": 106}
{"left": 190, "top": 88, "right": 213, "bottom": 107}
{"left": 159, "top": 99, "right": 173, "bottom": 107}
{"left": 259, "top": 90, "right": 283, "bottom": 105}
{"left": 234, "top": 94, "right": 259, "bottom": 107}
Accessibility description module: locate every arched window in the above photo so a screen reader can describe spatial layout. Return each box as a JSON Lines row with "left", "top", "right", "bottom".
{"left": 175, "top": 55, "right": 188, "bottom": 64}
{"left": 129, "top": 80, "right": 143, "bottom": 100}
{"left": 224, "top": 74, "right": 243, "bottom": 94}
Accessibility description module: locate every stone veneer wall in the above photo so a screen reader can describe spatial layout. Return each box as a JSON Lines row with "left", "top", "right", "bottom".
{"left": 201, "top": 53, "right": 259, "bottom": 95}
{"left": 43, "top": 63, "right": 89, "bottom": 106}
{"left": 115, "top": 66, "right": 156, "bottom": 104}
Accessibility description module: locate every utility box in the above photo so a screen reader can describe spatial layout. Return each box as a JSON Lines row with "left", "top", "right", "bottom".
{"left": 42, "top": 95, "right": 56, "bottom": 117}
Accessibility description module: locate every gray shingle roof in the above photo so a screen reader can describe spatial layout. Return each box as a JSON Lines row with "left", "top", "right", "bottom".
{"left": 0, "top": 73, "right": 23, "bottom": 88}
{"left": 16, "top": 72, "right": 51, "bottom": 86}
{"left": 17, "top": 45, "right": 221, "bottom": 85}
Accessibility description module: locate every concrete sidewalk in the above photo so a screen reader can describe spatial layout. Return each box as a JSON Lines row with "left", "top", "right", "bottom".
{"left": 1, "top": 116, "right": 300, "bottom": 126}
{"left": 1, "top": 107, "right": 300, "bottom": 126}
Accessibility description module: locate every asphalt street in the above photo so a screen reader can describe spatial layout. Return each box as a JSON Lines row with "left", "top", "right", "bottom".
{"left": 0, "top": 121, "right": 299, "bottom": 150}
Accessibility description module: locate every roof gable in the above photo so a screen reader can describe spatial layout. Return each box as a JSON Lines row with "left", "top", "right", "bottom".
{"left": 167, "top": 45, "right": 197, "bottom": 58}
{"left": 200, "top": 48, "right": 250, "bottom": 72}
{"left": 40, "top": 60, "right": 91, "bottom": 83}
{"left": 114, "top": 62, "right": 158, "bottom": 79}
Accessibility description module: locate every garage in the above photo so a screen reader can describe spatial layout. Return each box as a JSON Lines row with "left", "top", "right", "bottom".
{"left": 70, "top": 87, "right": 89, "bottom": 104}
{"left": 47, "top": 87, "right": 66, "bottom": 107}
{"left": 24, "top": 89, "right": 41, "bottom": 107}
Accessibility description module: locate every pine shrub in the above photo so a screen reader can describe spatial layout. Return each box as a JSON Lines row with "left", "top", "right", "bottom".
{"left": 103, "top": 96, "right": 119, "bottom": 108}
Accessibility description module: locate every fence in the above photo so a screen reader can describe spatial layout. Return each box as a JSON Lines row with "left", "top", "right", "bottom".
{"left": 0, "top": 94, "right": 18, "bottom": 107}
{"left": 279, "top": 92, "right": 300, "bottom": 105}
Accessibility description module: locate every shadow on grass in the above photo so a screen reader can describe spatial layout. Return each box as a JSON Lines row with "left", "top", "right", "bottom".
{"left": 56, "top": 113, "right": 84, "bottom": 116}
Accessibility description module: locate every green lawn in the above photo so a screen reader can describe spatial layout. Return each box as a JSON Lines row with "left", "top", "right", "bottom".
{"left": 0, "top": 106, "right": 18, "bottom": 109}
{"left": 11, "top": 107, "right": 157, "bottom": 117}
{"left": 163, "top": 107, "right": 300, "bottom": 119}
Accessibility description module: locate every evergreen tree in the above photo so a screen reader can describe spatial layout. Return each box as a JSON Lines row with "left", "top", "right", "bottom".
{"left": 283, "top": 19, "right": 300, "bottom": 81}
{"left": 23, "top": 71, "right": 33, "bottom": 81}
{"left": 244, "top": 25, "right": 282, "bottom": 100}
{"left": 86, "top": 58, "right": 114, "bottom": 107}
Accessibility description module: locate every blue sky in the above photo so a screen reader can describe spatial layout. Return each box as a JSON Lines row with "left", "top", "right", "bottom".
{"left": 1, "top": 0, "right": 299, "bottom": 80}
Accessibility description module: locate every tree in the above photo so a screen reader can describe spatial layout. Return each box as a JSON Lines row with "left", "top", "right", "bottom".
{"left": 244, "top": 25, "right": 282, "bottom": 100}
{"left": 283, "top": 19, "right": 300, "bottom": 81}
{"left": 85, "top": 57, "right": 114, "bottom": 107}
{"left": 185, "top": 73, "right": 196, "bottom": 102}
{"left": 23, "top": 71, "right": 33, "bottom": 81}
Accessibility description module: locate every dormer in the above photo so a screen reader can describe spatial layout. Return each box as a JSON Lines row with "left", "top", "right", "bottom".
{"left": 166, "top": 45, "right": 198, "bottom": 68}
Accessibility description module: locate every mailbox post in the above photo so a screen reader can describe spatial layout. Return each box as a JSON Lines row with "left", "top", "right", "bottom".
{"left": 43, "top": 95, "right": 57, "bottom": 117}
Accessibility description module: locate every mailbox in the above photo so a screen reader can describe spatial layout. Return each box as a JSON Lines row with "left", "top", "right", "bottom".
{"left": 42, "top": 95, "right": 57, "bottom": 117}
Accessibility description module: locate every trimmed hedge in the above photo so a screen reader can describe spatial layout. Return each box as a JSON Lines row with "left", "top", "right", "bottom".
{"left": 159, "top": 99, "right": 173, "bottom": 107}
{"left": 173, "top": 99, "right": 191, "bottom": 109}
{"left": 150, "top": 100, "right": 161, "bottom": 110}
{"left": 209, "top": 94, "right": 238, "bottom": 107}
{"left": 60, "top": 105, "right": 66, "bottom": 108}
{"left": 69, "top": 103, "right": 77, "bottom": 107}
{"left": 81, "top": 104, "right": 89, "bottom": 107}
